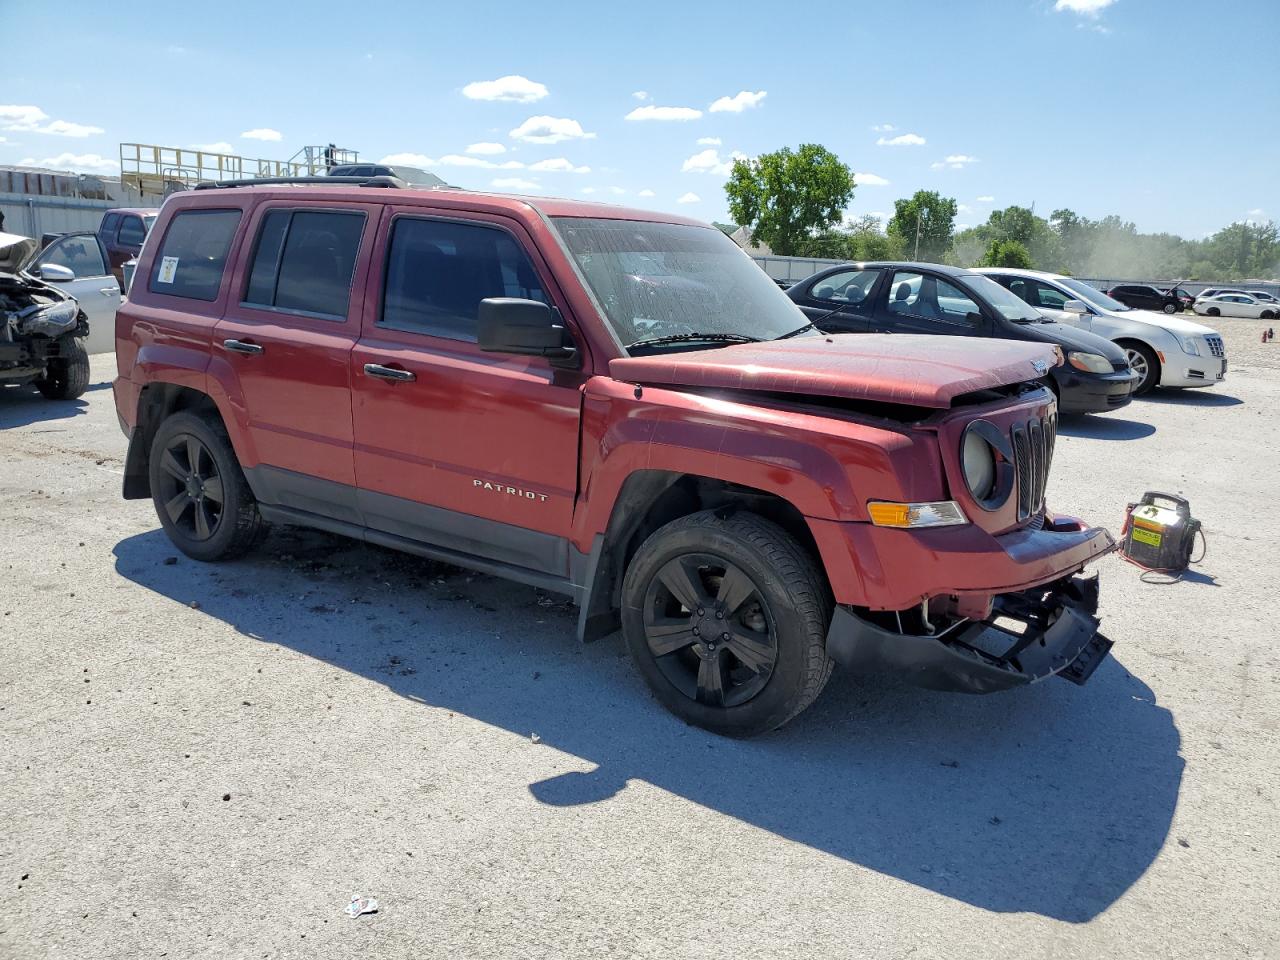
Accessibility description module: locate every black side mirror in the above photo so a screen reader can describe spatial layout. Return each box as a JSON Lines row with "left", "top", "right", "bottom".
{"left": 478, "top": 298, "right": 577, "bottom": 364}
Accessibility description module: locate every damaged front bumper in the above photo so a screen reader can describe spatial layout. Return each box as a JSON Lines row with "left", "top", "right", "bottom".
{"left": 825, "top": 573, "right": 1113, "bottom": 694}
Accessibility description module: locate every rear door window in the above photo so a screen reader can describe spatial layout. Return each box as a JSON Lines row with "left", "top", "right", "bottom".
{"left": 379, "top": 217, "right": 547, "bottom": 341}
{"left": 806, "top": 268, "right": 881, "bottom": 313}
{"left": 117, "top": 216, "right": 146, "bottom": 247}
{"left": 243, "top": 209, "right": 366, "bottom": 320}
{"left": 148, "top": 209, "right": 242, "bottom": 301}
{"left": 100, "top": 213, "right": 121, "bottom": 239}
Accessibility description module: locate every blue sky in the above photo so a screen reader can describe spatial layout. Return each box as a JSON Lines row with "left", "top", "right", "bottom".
{"left": 2, "top": 0, "right": 1277, "bottom": 238}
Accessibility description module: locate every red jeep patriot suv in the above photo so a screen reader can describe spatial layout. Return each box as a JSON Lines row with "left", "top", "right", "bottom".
{"left": 114, "top": 176, "right": 1115, "bottom": 736}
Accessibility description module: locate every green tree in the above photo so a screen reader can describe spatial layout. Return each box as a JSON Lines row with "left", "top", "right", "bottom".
{"left": 985, "top": 205, "right": 1060, "bottom": 267}
{"left": 979, "top": 238, "right": 1033, "bottom": 268}
{"left": 724, "top": 144, "right": 854, "bottom": 256}
{"left": 887, "top": 190, "right": 958, "bottom": 261}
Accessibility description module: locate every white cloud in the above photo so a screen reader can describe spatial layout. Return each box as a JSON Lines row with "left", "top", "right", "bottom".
{"left": 528, "top": 157, "right": 591, "bottom": 173}
{"left": 931, "top": 154, "right": 979, "bottom": 170}
{"left": 871, "top": 123, "right": 896, "bottom": 132}
{"left": 625, "top": 104, "right": 702, "bottom": 121}
{"left": 0, "top": 105, "right": 103, "bottom": 137}
{"left": 696, "top": 136, "right": 721, "bottom": 146}
{"left": 188, "top": 141, "right": 234, "bottom": 154}
{"left": 632, "top": 91, "right": 649, "bottom": 100}
{"left": 638, "top": 189, "right": 655, "bottom": 197}
{"left": 491, "top": 177, "right": 540, "bottom": 190}
{"left": 867, "top": 211, "right": 889, "bottom": 221}
{"left": 1054, "top": 0, "right": 1116, "bottom": 15}
{"left": 380, "top": 152, "right": 437, "bottom": 167}
{"left": 677, "top": 192, "right": 700, "bottom": 204}
{"left": 580, "top": 187, "right": 597, "bottom": 195}
{"left": 510, "top": 115, "right": 596, "bottom": 144}
{"left": 241, "top": 128, "right": 283, "bottom": 142}
{"left": 977, "top": 195, "right": 995, "bottom": 202}
{"left": 37, "top": 119, "right": 104, "bottom": 137}
{"left": 465, "top": 142, "right": 506, "bottom": 155}
{"left": 608, "top": 186, "right": 626, "bottom": 195}
{"left": 682, "top": 148, "right": 746, "bottom": 176}
{"left": 462, "top": 75, "right": 548, "bottom": 103}
{"left": 854, "top": 171, "right": 890, "bottom": 186}
{"left": 708, "top": 90, "right": 767, "bottom": 113}
{"left": 958, "top": 204, "right": 972, "bottom": 213}
{"left": 18, "top": 152, "right": 118, "bottom": 173}
{"left": 876, "top": 133, "right": 926, "bottom": 146}
{"left": 1247, "top": 207, "right": 1265, "bottom": 216}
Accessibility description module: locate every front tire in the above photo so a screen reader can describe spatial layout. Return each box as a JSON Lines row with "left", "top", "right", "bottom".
{"left": 1262, "top": 310, "right": 1275, "bottom": 320}
{"left": 1163, "top": 303, "right": 1177, "bottom": 314}
{"left": 1122, "top": 341, "right": 1161, "bottom": 395}
{"left": 35, "top": 338, "right": 90, "bottom": 400}
{"left": 1207, "top": 307, "right": 1220, "bottom": 317}
{"left": 621, "top": 511, "right": 833, "bottom": 737}
{"left": 148, "top": 411, "right": 265, "bottom": 561}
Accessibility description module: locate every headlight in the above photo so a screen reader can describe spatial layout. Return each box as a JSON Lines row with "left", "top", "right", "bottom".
{"left": 18, "top": 300, "right": 79, "bottom": 337}
{"left": 867, "top": 501, "right": 967, "bottom": 528}
{"left": 1177, "top": 335, "right": 1200, "bottom": 356}
{"left": 1067, "top": 351, "right": 1112, "bottom": 374}
{"left": 962, "top": 428, "right": 996, "bottom": 501}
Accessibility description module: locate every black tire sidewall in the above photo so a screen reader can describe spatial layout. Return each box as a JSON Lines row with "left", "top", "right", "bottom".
{"left": 621, "top": 515, "right": 824, "bottom": 737}
{"left": 1125, "top": 342, "right": 1160, "bottom": 395}
{"left": 149, "top": 412, "right": 251, "bottom": 561}
{"left": 35, "top": 338, "right": 90, "bottom": 400}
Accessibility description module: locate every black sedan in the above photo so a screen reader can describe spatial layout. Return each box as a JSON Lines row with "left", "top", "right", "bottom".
{"left": 787, "top": 262, "right": 1138, "bottom": 414}
{"left": 1105, "top": 283, "right": 1182, "bottom": 314}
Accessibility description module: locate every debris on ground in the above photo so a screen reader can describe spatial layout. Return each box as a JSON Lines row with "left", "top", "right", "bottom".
{"left": 530, "top": 732, "right": 542, "bottom": 744}
{"left": 344, "top": 895, "right": 379, "bottom": 918}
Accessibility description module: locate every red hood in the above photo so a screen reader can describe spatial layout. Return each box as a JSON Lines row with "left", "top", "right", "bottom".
{"left": 608, "top": 334, "right": 1058, "bottom": 408}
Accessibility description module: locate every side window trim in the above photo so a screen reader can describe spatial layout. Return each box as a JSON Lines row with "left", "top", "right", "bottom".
{"left": 885, "top": 270, "right": 979, "bottom": 327}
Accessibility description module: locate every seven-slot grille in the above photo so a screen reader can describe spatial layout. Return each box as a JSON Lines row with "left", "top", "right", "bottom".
{"left": 1011, "top": 413, "right": 1057, "bottom": 521}
{"left": 1205, "top": 334, "right": 1225, "bottom": 359}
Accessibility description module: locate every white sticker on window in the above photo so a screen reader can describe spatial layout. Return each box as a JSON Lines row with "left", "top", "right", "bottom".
{"left": 157, "top": 256, "right": 179, "bottom": 284}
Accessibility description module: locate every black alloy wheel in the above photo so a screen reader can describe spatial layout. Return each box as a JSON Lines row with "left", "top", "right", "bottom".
{"left": 642, "top": 553, "right": 779, "bottom": 708}
{"left": 155, "top": 432, "right": 226, "bottom": 542}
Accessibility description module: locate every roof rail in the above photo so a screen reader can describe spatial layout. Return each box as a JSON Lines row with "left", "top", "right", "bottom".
{"left": 193, "top": 175, "right": 405, "bottom": 190}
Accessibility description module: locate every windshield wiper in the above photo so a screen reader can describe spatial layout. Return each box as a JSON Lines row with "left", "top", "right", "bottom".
{"left": 627, "top": 331, "right": 761, "bottom": 351}
{"left": 777, "top": 300, "right": 860, "bottom": 339}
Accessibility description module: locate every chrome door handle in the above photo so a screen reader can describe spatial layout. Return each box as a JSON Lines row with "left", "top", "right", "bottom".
{"left": 223, "top": 339, "right": 265, "bottom": 355}
{"left": 100, "top": 286, "right": 120, "bottom": 295}
{"left": 363, "top": 363, "right": 416, "bottom": 383}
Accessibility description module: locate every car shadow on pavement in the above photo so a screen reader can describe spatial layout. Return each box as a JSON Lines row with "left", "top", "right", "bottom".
{"left": 1141, "top": 389, "right": 1242, "bottom": 407}
{"left": 1057, "top": 415, "right": 1156, "bottom": 441}
{"left": 113, "top": 525, "right": 1184, "bottom": 926}
{"left": 0, "top": 384, "right": 95, "bottom": 428}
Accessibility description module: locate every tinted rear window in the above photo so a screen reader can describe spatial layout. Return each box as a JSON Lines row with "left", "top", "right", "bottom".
{"left": 148, "top": 209, "right": 242, "bottom": 301}
{"left": 243, "top": 209, "right": 365, "bottom": 319}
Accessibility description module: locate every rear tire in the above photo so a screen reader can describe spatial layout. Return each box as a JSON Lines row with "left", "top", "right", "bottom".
{"left": 1162, "top": 303, "right": 1177, "bottom": 314}
{"left": 1262, "top": 310, "right": 1275, "bottom": 320}
{"left": 1207, "top": 307, "right": 1220, "bottom": 317}
{"left": 1122, "top": 341, "right": 1160, "bottom": 395}
{"left": 621, "top": 510, "right": 833, "bottom": 737}
{"left": 148, "top": 410, "right": 265, "bottom": 562}
{"left": 34, "top": 338, "right": 90, "bottom": 400}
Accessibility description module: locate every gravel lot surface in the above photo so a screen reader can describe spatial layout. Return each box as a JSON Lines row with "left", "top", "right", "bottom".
{"left": 2, "top": 319, "right": 1277, "bottom": 959}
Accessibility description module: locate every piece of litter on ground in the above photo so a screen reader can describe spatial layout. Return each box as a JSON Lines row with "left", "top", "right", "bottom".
{"left": 530, "top": 732, "right": 542, "bottom": 744}
{"left": 344, "top": 895, "right": 379, "bottom": 918}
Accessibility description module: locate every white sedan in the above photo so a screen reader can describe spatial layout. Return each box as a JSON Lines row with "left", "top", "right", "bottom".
{"left": 975, "top": 267, "right": 1227, "bottom": 395}
{"left": 1193, "top": 293, "right": 1277, "bottom": 320}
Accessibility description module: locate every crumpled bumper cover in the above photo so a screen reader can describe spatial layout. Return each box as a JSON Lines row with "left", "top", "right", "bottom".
{"left": 825, "top": 573, "right": 1113, "bottom": 694}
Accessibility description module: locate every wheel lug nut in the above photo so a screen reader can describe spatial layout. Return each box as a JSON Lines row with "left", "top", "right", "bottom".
{"left": 692, "top": 627, "right": 700, "bottom": 636}
{"left": 716, "top": 611, "right": 723, "bottom": 619}
{"left": 697, "top": 608, "right": 704, "bottom": 616}
{"left": 722, "top": 632, "right": 730, "bottom": 641}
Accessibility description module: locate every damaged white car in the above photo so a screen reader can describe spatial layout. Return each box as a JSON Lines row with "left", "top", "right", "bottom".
{"left": 1, "top": 231, "right": 92, "bottom": 400}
